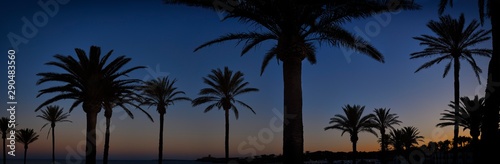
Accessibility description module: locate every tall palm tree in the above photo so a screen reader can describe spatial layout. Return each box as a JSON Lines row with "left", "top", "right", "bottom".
{"left": 36, "top": 105, "right": 72, "bottom": 164}
{"left": 192, "top": 66, "right": 259, "bottom": 163}
{"left": 324, "top": 104, "right": 377, "bottom": 164}
{"left": 372, "top": 108, "right": 402, "bottom": 164}
{"left": 163, "top": 1, "right": 421, "bottom": 162}
{"left": 15, "top": 128, "right": 39, "bottom": 164}
{"left": 436, "top": 95, "right": 485, "bottom": 147}
{"left": 35, "top": 45, "right": 142, "bottom": 164}
{"left": 438, "top": 3, "right": 500, "bottom": 159}
{"left": 410, "top": 13, "right": 492, "bottom": 159}
{"left": 101, "top": 76, "right": 152, "bottom": 164}
{"left": 139, "top": 76, "right": 190, "bottom": 164}
{"left": 0, "top": 117, "right": 11, "bottom": 164}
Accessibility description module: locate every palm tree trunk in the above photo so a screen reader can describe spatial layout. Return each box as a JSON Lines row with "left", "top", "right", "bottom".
{"left": 282, "top": 56, "right": 304, "bottom": 164}
{"left": 23, "top": 146, "right": 27, "bottom": 164}
{"left": 352, "top": 141, "right": 357, "bottom": 164}
{"left": 103, "top": 109, "right": 112, "bottom": 164}
{"left": 482, "top": 2, "right": 500, "bottom": 163}
{"left": 3, "top": 136, "right": 6, "bottom": 164}
{"left": 381, "top": 130, "right": 386, "bottom": 164}
{"left": 52, "top": 123, "right": 56, "bottom": 164}
{"left": 85, "top": 110, "right": 98, "bottom": 164}
{"left": 453, "top": 57, "right": 460, "bottom": 164}
{"left": 225, "top": 108, "right": 229, "bottom": 163}
{"left": 158, "top": 113, "right": 164, "bottom": 164}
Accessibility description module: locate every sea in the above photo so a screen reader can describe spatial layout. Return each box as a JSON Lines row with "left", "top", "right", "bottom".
{"left": 4, "top": 159, "right": 212, "bottom": 164}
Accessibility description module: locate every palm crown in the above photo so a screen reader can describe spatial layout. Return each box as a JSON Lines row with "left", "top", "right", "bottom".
{"left": 410, "top": 13, "right": 492, "bottom": 83}
{"left": 192, "top": 66, "right": 259, "bottom": 117}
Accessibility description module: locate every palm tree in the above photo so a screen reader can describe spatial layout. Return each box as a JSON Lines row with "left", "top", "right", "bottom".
{"left": 162, "top": 1, "right": 421, "bottom": 162}
{"left": 101, "top": 75, "right": 152, "bottom": 164}
{"left": 324, "top": 104, "right": 377, "bottom": 164}
{"left": 139, "top": 76, "right": 190, "bottom": 164}
{"left": 372, "top": 108, "right": 402, "bottom": 164}
{"left": 36, "top": 105, "right": 72, "bottom": 164}
{"left": 15, "top": 128, "right": 39, "bottom": 164}
{"left": 192, "top": 66, "right": 259, "bottom": 163}
{"left": 438, "top": 3, "right": 499, "bottom": 160}
{"left": 0, "top": 117, "right": 11, "bottom": 164}
{"left": 35, "top": 45, "right": 143, "bottom": 164}
{"left": 388, "top": 129, "right": 404, "bottom": 155}
{"left": 400, "top": 126, "right": 424, "bottom": 151}
{"left": 436, "top": 95, "right": 485, "bottom": 147}
{"left": 410, "top": 13, "right": 492, "bottom": 160}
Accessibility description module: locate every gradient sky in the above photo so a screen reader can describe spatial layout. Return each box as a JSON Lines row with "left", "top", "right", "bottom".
{"left": 0, "top": 0, "right": 493, "bottom": 161}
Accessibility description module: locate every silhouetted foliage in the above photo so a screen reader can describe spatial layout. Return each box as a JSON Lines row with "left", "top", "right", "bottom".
{"left": 372, "top": 108, "right": 402, "bottom": 164}
{"left": 438, "top": 1, "right": 500, "bottom": 162}
{"left": 410, "top": 13, "right": 491, "bottom": 163}
{"left": 139, "top": 76, "right": 190, "bottom": 164}
{"left": 100, "top": 65, "right": 150, "bottom": 164}
{"left": 36, "top": 45, "right": 141, "bottom": 164}
{"left": 15, "top": 128, "right": 39, "bottom": 164}
{"left": 0, "top": 117, "right": 11, "bottom": 164}
{"left": 192, "top": 66, "right": 258, "bottom": 163}
{"left": 325, "top": 104, "right": 377, "bottom": 164}
{"left": 163, "top": 1, "right": 421, "bottom": 163}
{"left": 36, "top": 105, "right": 71, "bottom": 164}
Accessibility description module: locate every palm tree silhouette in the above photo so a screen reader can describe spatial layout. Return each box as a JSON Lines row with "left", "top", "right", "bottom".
{"left": 324, "top": 104, "right": 377, "bottom": 164}
{"left": 139, "top": 76, "right": 190, "bottom": 164}
{"left": 15, "top": 128, "right": 39, "bottom": 164}
{"left": 36, "top": 105, "right": 72, "bottom": 164}
{"left": 35, "top": 45, "right": 142, "bottom": 164}
{"left": 372, "top": 108, "right": 402, "bottom": 164}
{"left": 162, "top": 1, "right": 421, "bottom": 162}
{"left": 0, "top": 117, "right": 11, "bottom": 164}
{"left": 388, "top": 129, "right": 404, "bottom": 155}
{"left": 438, "top": 3, "right": 500, "bottom": 158}
{"left": 436, "top": 95, "right": 484, "bottom": 147}
{"left": 101, "top": 71, "right": 152, "bottom": 164}
{"left": 192, "top": 67, "right": 258, "bottom": 163}
{"left": 410, "top": 13, "right": 492, "bottom": 161}
{"left": 455, "top": 136, "right": 472, "bottom": 148}
{"left": 400, "top": 126, "right": 424, "bottom": 151}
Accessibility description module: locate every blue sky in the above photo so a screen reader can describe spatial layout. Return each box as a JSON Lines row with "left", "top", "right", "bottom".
{"left": 0, "top": 0, "right": 492, "bottom": 161}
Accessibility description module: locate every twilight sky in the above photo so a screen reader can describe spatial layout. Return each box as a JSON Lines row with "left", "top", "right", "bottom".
{"left": 0, "top": 0, "right": 492, "bottom": 161}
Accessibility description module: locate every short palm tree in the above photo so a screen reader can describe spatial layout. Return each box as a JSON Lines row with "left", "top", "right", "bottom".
{"left": 410, "top": 13, "right": 492, "bottom": 155}
{"left": 0, "top": 117, "right": 11, "bottom": 164}
{"left": 436, "top": 95, "right": 485, "bottom": 147}
{"left": 401, "top": 126, "right": 424, "bottom": 150}
{"left": 372, "top": 108, "right": 402, "bottom": 164}
{"left": 139, "top": 76, "right": 190, "bottom": 164}
{"left": 324, "top": 104, "right": 377, "bottom": 164}
{"left": 388, "top": 129, "right": 404, "bottom": 155}
{"left": 192, "top": 66, "right": 259, "bottom": 163}
{"left": 101, "top": 76, "right": 152, "bottom": 164}
{"left": 36, "top": 45, "right": 143, "bottom": 164}
{"left": 163, "top": 1, "right": 421, "bottom": 162}
{"left": 36, "top": 105, "right": 71, "bottom": 164}
{"left": 15, "top": 128, "right": 39, "bottom": 164}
